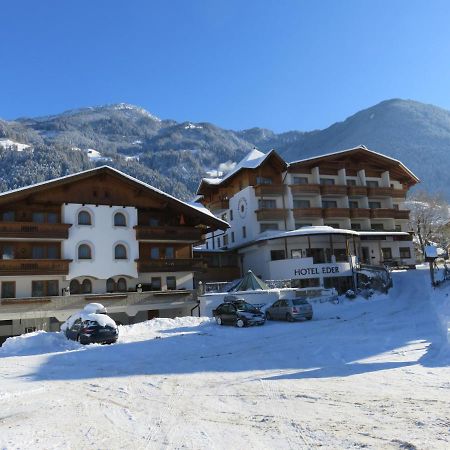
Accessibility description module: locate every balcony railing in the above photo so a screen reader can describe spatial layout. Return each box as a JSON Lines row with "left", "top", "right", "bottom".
{"left": 208, "top": 199, "right": 229, "bottom": 210}
{"left": 370, "top": 208, "right": 398, "bottom": 219}
{"left": 0, "top": 222, "right": 71, "bottom": 239}
{"left": 255, "top": 208, "right": 288, "bottom": 221}
{"left": 347, "top": 186, "right": 368, "bottom": 196}
{"left": 393, "top": 210, "right": 410, "bottom": 219}
{"left": 292, "top": 208, "right": 323, "bottom": 219}
{"left": 0, "top": 259, "right": 71, "bottom": 276}
{"left": 322, "top": 208, "right": 350, "bottom": 218}
{"left": 349, "top": 208, "right": 371, "bottom": 218}
{"left": 289, "top": 184, "right": 320, "bottom": 195}
{"left": 320, "top": 185, "right": 347, "bottom": 196}
{"left": 137, "top": 258, "right": 205, "bottom": 273}
{"left": 254, "top": 184, "right": 284, "bottom": 196}
{"left": 135, "top": 225, "right": 203, "bottom": 242}
{"left": 367, "top": 187, "right": 407, "bottom": 198}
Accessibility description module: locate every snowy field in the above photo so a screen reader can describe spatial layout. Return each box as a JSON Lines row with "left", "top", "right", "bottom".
{"left": 1, "top": 268, "right": 449, "bottom": 449}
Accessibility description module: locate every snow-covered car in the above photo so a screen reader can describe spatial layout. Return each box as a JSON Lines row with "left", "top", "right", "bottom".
{"left": 212, "top": 300, "right": 265, "bottom": 327}
{"left": 61, "top": 303, "right": 119, "bottom": 345}
{"left": 265, "top": 298, "right": 313, "bottom": 322}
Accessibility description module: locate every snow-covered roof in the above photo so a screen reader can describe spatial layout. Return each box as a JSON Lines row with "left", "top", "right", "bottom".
{"left": 358, "top": 231, "right": 411, "bottom": 236}
{"left": 255, "top": 226, "right": 359, "bottom": 243}
{"left": 0, "top": 166, "right": 228, "bottom": 229}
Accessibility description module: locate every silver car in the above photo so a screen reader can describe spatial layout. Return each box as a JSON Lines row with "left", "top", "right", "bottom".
{"left": 265, "top": 298, "right": 313, "bottom": 322}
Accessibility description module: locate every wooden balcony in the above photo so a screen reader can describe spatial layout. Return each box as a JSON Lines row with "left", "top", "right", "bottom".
{"left": 0, "top": 222, "right": 71, "bottom": 239}
{"left": 135, "top": 225, "right": 203, "bottom": 242}
{"left": 367, "top": 187, "right": 407, "bottom": 198}
{"left": 370, "top": 208, "right": 398, "bottom": 219}
{"left": 350, "top": 208, "right": 371, "bottom": 218}
{"left": 322, "top": 208, "right": 350, "bottom": 218}
{"left": 137, "top": 258, "right": 205, "bottom": 273}
{"left": 208, "top": 199, "right": 229, "bottom": 210}
{"left": 254, "top": 184, "right": 284, "bottom": 196}
{"left": 320, "top": 185, "right": 347, "bottom": 196}
{"left": 0, "top": 259, "right": 71, "bottom": 276}
{"left": 292, "top": 208, "right": 323, "bottom": 219}
{"left": 289, "top": 184, "right": 320, "bottom": 195}
{"left": 347, "top": 186, "right": 368, "bottom": 196}
{"left": 393, "top": 210, "right": 410, "bottom": 220}
{"left": 255, "top": 208, "right": 288, "bottom": 221}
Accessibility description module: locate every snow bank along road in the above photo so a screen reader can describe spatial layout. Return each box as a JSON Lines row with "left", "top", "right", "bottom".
{"left": 0, "top": 268, "right": 449, "bottom": 449}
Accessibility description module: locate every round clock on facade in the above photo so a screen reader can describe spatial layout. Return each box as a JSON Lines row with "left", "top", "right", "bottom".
{"left": 238, "top": 197, "right": 248, "bottom": 218}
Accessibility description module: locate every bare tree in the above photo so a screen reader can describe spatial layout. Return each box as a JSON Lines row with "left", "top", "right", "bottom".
{"left": 406, "top": 191, "right": 449, "bottom": 255}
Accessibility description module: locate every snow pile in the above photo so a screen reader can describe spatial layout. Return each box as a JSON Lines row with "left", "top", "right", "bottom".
{"left": 428, "top": 283, "right": 450, "bottom": 362}
{"left": 0, "top": 331, "right": 81, "bottom": 357}
{"left": 0, "top": 138, "right": 31, "bottom": 152}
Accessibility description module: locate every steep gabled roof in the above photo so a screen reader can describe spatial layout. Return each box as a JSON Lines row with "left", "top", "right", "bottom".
{"left": 0, "top": 166, "right": 228, "bottom": 230}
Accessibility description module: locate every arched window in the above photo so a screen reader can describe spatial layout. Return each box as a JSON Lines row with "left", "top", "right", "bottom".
{"left": 78, "top": 211, "right": 92, "bottom": 226}
{"left": 114, "top": 212, "right": 127, "bottom": 227}
{"left": 106, "top": 278, "right": 116, "bottom": 293}
{"left": 81, "top": 279, "right": 92, "bottom": 294}
{"left": 69, "top": 279, "right": 80, "bottom": 295}
{"left": 114, "top": 244, "right": 127, "bottom": 260}
{"left": 78, "top": 244, "right": 92, "bottom": 260}
{"left": 117, "top": 278, "right": 127, "bottom": 292}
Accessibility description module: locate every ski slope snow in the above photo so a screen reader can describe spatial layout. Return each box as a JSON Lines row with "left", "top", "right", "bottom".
{"left": 0, "top": 267, "right": 449, "bottom": 449}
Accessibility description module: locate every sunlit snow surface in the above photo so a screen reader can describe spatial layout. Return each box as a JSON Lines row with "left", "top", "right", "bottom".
{"left": 0, "top": 268, "right": 449, "bottom": 449}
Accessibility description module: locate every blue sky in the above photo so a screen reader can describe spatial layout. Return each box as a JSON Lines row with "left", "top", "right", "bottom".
{"left": 1, "top": 0, "right": 450, "bottom": 131}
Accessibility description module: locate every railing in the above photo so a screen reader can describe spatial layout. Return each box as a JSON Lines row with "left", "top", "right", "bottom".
{"left": 0, "top": 222, "right": 71, "bottom": 239}
{"left": 137, "top": 258, "right": 206, "bottom": 272}
{"left": 368, "top": 187, "right": 407, "bottom": 197}
{"left": 208, "top": 199, "right": 229, "bottom": 210}
{"left": 255, "top": 208, "right": 288, "bottom": 221}
{"left": 322, "top": 207, "right": 350, "bottom": 218}
{"left": 254, "top": 184, "right": 284, "bottom": 196}
{"left": 289, "top": 184, "right": 320, "bottom": 195}
{"left": 347, "top": 186, "right": 368, "bottom": 196}
{"left": 0, "top": 259, "right": 71, "bottom": 275}
{"left": 393, "top": 210, "right": 410, "bottom": 219}
{"left": 292, "top": 208, "right": 323, "bottom": 219}
{"left": 135, "top": 225, "right": 203, "bottom": 242}
{"left": 370, "top": 208, "right": 398, "bottom": 219}
{"left": 349, "top": 208, "right": 371, "bottom": 218}
{"left": 320, "top": 185, "right": 347, "bottom": 195}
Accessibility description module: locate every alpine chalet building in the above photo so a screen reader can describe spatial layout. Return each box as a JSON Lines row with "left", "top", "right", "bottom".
{"left": 196, "top": 146, "right": 419, "bottom": 292}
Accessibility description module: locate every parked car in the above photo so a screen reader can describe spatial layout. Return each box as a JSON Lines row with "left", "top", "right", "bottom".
{"left": 213, "top": 299, "right": 265, "bottom": 327}
{"left": 61, "top": 303, "right": 119, "bottom": 344}
{"left": 265, "top": 298, "right": 313, "bottom": 322}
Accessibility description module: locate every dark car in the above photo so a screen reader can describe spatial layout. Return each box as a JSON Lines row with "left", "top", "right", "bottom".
{"left": 265, "top": 298, "right": 313, "bottom": 322}
{"left": 213, "top": 299, "right": 266, "bottom": 327}
{"left": 62, "top": 304, "right": 119, "bottom": 344}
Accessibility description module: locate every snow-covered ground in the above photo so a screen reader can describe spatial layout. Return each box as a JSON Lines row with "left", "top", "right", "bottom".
{"left": 0, "top": 268, "right": 449, "bottom": 449}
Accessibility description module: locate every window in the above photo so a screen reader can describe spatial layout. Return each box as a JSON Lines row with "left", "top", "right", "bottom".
{"left": 260, "top": 223, "right": 279, "bottom": 232}
{"left": 381, "top": 248, "right": 392, "bottom": 260}
{"left": 400, "top": 247, "right": 411, "bottom": 259}
{"left": 25, "top": 327, "right": 37, "bottom": 334}
{"left": 32, "top": 245, "right": 59, "bottom": 259}
{"left": 106, "top": 278, "right": 116, "bottom": 292}
{"left": 117, "top": 278, "right": 127, "bottom": 292}
{"left": 114, "top": 212, "right": 127, "bottom": 227}
{"left": 149, "top": 218, "right": 160, "bottom": 227}
{"left": 369, "top": 201, "right": 382, "bottom": 209}
{"left": 293, "top": 176, "right": 308, "bottom": 184}
{"left": 1, "top": 281, "right": 15, "bottom": 299}
{"left": 217, "top": 237, "right": 221, "bottom": 248}
{"left": 1, "top": 211, "right": 15, "bottom": 221}
{"left": 295, "top": 223, "right": 312, "bottom": 228}
{"left": 151, "top": 277, "right": 162, "bottom": 291}
{"left": 395, "top": 225, "right": 402, "bottom": 231}
{"left": 320, "top": 178, "right": 335, "bottom": 185}
{"left": 81, "top": 279, "right": 92, "bottom": 294}
{"left": 32, "top": 246, "right": 45, "bottom": 259}
{"left": 229, "top": 210, "right": 233, "bottom": 221}
{"left": 78, "top": 244, "right": 92, "bottom": 260}
{"left": 393, "top": 204, "right": 399, "bottom": 210}
{"left": 78, "top": 211, "right": 92, "bottom": 225}
{"left": 47, "top": 213, "right": 58, "bottom": 224}
{"left": 150, "top": 247, "right": 160, "bottom": 259}
{"left": 349, "top": 201, "right": 359, "bottom": 209}
{"left": 165, "top": 247, "right": 174, "bottom": 259}
{"left": 270, "top": 250, "right": 286, "bottom": 261}
{"left": 32, "top": 280, "right": 58, "bottom": 297}
{"left": 242, "top": 226, "right": 246, "bottom": 239}
{"left": 32, "top": 212, "right": 58, "bottom": 223}
{"left": 69, "top": 279, "right": 81, "bottom": 294}
{"left": 1, "top": 245, "right": 14, "bottom": 260}
{"left": 114, "top": 244, "right": 127, "bottom": 260}
{"left": 322, "top": 200, "right": 337, "bottom": 208}
{"left": 372, "top": 223, "right": 384, "bottom": 230}
{"left": 346, "top": 179, "right": 357, "bottom": 186}
{"left": 351, "top": 223, "right": 362, "bottom": 230}
{"left": 47, "top": 245, "right": 59, "bottom": 259}
{"left": 32, "top": 212, "right": 45, "bottom": 223}
{"left": 256, "top": 176, "right": 272, "bottom": 185}
{"left": 293, "top": 199, "right": 310, "bottom": 208}
{"left": 258, "top": 199, "right": 276, "bottom": 209}
{"left": 223, "top": 234, "right": 229, "bottom": 246}
{"left": 231, "top": 232, "right": 235, "bottom": 243}
{"left": 325, "top": 223, "right": 340, "bottom": 229}
{"left": 166, "top": 276, "right": 176, "bottom": 290}
{"left": 366, "top": 180, "right": 379, "bottom": 187}
{"left": 291, "top": 249, "right": 305, "bottom": 259}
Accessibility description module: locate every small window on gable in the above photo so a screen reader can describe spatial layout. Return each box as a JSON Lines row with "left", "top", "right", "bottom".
{"left": 114, "top": 244, "right": 127, "bottom": 260}
{"left": 114, "top": 212, "right": 127, "bottom": 227}
{"left": 78, "top": 211, "right": 92, "bottom": 225}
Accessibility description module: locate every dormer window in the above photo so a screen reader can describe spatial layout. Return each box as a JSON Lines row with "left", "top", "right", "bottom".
{"left": 114, "top": 212, "right": 127, "bottom": 227}
{"left": 78, "top": 211, "right": 92, "bottom": 225}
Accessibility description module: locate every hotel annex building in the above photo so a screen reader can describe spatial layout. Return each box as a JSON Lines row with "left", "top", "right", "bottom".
{"left": 196, "top": 146, "right": 419, "bottom": 292}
